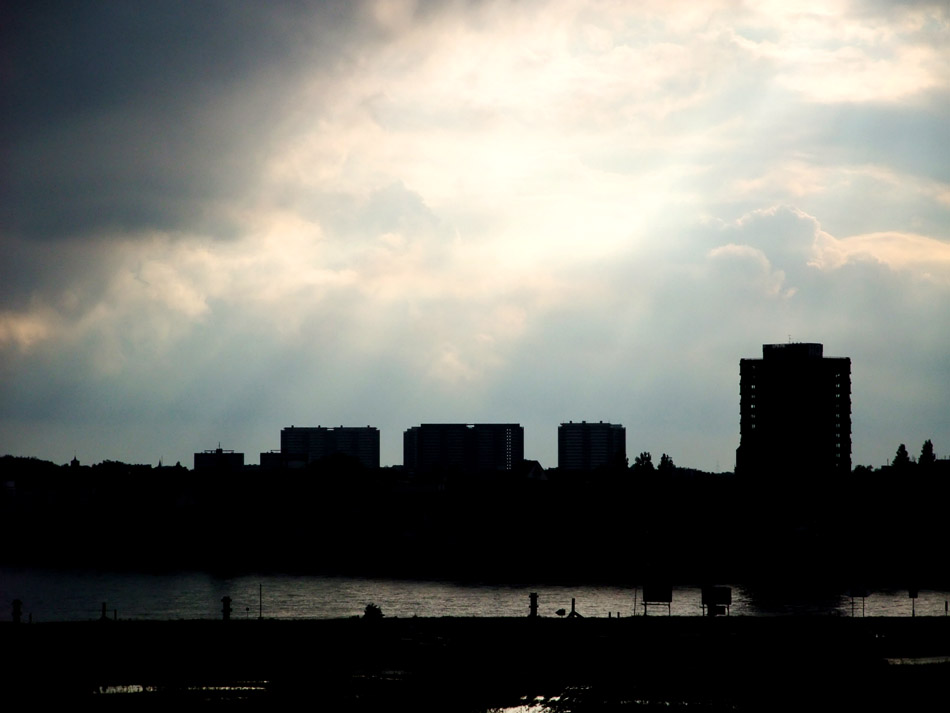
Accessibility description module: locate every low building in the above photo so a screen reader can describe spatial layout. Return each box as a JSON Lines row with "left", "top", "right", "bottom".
{"left": 193, "top": 446, "right": 244, "bottom": 472}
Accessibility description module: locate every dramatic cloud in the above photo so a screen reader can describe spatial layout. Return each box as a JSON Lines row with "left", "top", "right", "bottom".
{"left": 2, "top": 0, "right": 949, "bottom": 470}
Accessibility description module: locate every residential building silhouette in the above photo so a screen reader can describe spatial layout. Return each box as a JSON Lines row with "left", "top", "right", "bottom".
{"left": 403, "top": 423, "right": 524, "bottom": 475}
{"left": 280, "top": 426, "right": 380, "bottom": 469}
{"left": 736, "top": 343, "right": 851, "bottom": 476}
{"left": 558, "top": 421, "right": 626, "bottom": 471}
{"left": 259, "top": 450, "right": 282, "bottom": 470}
{"left": 193, "top": 446, "right": 244, "bottom": 472}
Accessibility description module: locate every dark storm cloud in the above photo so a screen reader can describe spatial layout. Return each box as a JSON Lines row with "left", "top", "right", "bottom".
{"left": 0, "top": 233, "right": 116, "bottom": 311}
{"left": 0, "top": 0, "right": 356, "bottom": 241}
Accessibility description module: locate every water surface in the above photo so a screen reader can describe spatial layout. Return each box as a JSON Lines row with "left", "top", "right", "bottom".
{"left": 2, "top": 568, "right": 947, "bottom": 621}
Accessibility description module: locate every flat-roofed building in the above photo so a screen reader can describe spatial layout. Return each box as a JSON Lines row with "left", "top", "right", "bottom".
{"left": 736, "top": 342, "right": 851, "bottom": 476}
{"left": 194, "top": 446, "right": 244, "bottom": 472}
{"left": 403, "top": 423, "right": 524, "bottom": 475}
{"left": 259, "top": 450, "right": 282, "bottom": 470}
{"left": 558, "top": 421, "right": 626, "bottom": 471}
{"left": 280, "top": 425, "right": 380, "bottom": 469}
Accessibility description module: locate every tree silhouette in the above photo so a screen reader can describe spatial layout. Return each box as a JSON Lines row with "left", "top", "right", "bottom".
{"left": 893, "top": 443, "right": 911, "bottom": 469}
{"left": 632, "top": 452, "right": 654, "bottom": 474}
{"left": 919, "top": 440, "right": 936, "bottom": 470}
{"left": 658, "top": 453, "right": 675, "bottom": 475}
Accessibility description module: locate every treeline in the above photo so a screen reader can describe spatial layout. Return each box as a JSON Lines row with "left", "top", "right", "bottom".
{"left": 854, "top": 439, "right": 940, "bottom": 475}
{"left": 2, "top": 447, "right": 948, "bottom": 587}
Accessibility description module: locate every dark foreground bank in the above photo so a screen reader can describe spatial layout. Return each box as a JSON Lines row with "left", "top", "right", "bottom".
{"left": 3, "top": 616, "right": 949, "bottom": 711}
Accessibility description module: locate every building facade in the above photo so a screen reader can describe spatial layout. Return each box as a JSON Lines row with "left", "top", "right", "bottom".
{"left": 193, "top": 446, "right": 244, "bottom": 472}
{"left": 403, "top": 423, "right": 524, "bottom": 475}
{"left": 736, "top": 343, "right": 851, "bottom": 476}
{"left": 558, "top": 421, "right": 626, "bottom": 471}
{"left": 280, "top": 426, "right": 380, "bottom": 469}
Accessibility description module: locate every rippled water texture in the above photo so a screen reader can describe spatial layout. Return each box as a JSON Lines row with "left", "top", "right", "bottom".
{"left": 2, "top": 568, "right": 947, "bottom": 621}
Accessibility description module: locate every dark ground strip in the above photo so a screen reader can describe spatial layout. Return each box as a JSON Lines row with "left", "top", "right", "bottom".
{"left": 2, "top": 617, "right": 949, "bottom": 710}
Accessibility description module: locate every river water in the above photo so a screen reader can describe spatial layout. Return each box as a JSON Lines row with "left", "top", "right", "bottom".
{"left": 2, "top": 567, "right": 948, "bottom": 622}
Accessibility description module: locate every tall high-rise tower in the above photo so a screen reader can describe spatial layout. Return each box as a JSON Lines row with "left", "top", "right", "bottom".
{"left": 736, "top": 343, "right": 851, "bottom": 476}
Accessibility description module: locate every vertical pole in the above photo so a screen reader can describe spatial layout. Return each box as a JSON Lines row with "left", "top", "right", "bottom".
{"left": 259, "top": 583, "right": 263, "bottom": 620}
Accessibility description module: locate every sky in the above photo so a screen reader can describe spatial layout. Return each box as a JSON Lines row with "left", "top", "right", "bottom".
{"left": 2, "top": 0, "right": 949, "bottom": 471}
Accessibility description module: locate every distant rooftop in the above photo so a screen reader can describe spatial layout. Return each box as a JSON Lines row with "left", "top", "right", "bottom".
{"left": 762, "top": 343, "right": 823, "bottom": 359}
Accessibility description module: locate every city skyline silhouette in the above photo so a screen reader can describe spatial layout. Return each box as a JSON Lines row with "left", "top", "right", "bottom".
{"left": 14, "top": 340, "right": 938, "bottom": 476}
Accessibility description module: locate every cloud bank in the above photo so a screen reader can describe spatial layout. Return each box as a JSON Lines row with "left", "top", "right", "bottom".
{"left": 2, "top": 0, "right": 949, "bottom": 469}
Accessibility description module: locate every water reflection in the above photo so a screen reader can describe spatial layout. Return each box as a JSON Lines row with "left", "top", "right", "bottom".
{"left": 2, "top": 567, "right": 948, "bottom": 621}
{"left": 738, "top": 583, "right": 847, "bottom": 616}
{"left": 488, "top": 697, "right": 558, "bottom": 713}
